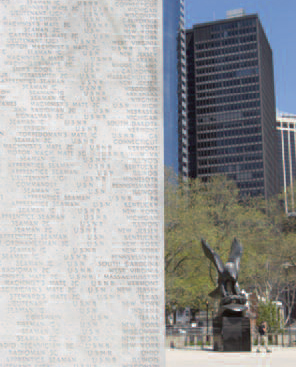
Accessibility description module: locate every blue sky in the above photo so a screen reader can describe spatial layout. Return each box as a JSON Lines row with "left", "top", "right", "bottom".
{"left": 185, "top": 0, "right": 296, "bottom": 115}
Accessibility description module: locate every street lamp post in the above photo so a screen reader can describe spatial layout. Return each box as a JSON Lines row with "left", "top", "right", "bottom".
{"left": 206, "top": 300, "right": 209, "bottom": 342}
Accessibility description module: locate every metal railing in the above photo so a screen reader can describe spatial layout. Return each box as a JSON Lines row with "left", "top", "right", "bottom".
{"left": 166, "top": 325, "right": 212, "bottom": 349}
{"left": 166, "top": 325, "right": 296, "bottom": 349}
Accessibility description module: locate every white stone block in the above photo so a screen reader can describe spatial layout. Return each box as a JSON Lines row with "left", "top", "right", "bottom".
{"left": 0, "top": 0, "right": 164, "bottom": 365}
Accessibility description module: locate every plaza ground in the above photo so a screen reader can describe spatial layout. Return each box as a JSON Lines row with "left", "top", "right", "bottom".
{"left": 166, "top": 347, "right": 296, "bottom": 366}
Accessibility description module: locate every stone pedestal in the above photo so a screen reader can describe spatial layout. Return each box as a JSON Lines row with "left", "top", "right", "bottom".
{"left": 213, "top": 316, "right": 251, "bottom": 352}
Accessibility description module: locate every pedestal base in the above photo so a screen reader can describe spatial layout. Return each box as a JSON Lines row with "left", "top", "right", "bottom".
{"left": 213, "top": 316, "right": 251, "bottom": 352}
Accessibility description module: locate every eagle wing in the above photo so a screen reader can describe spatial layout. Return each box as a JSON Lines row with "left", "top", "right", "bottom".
{"left": 228, "top": 237, "right": 243, "bottom": 274}
{"left": 201, "top": 238, "right": 224, "bottom": 275}
{"left": 208, "top": 287, "right": 221, "bottom": 299}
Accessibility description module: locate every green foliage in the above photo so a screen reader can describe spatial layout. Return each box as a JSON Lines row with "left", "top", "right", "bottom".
{"left": 164, "top": 168, "right": 296, "bottom": 321}
{"left": 257, "top": 301, "right": 281, "bottom": 332}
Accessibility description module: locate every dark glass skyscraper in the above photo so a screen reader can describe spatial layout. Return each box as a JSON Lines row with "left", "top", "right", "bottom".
{"left": 186, "top": 13, "right": 278, "bottom": 199}
{"left": 163, "top": 0, "right": 187, "bottom": 176}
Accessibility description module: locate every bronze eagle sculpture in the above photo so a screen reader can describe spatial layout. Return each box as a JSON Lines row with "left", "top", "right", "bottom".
{"left": 201, "top": 238, "right": 246, "bottom": 304}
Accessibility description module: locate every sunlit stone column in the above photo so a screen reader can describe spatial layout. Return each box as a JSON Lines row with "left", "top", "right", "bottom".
{"left": 0, "top": 0, "right": 164, "bottom": 365}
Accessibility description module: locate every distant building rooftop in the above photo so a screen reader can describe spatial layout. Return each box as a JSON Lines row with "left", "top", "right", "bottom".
{"left": 226, "top": 8, "right": 246, "bottom": 19}
{"left": 277, "top": 111, "right": 296, "bottom": 121}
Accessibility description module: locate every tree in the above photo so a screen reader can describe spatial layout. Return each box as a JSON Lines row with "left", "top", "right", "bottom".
{"left": 257, "top": 300, "right": 281, "bottom": 332}
{"left": 165, "top": 172, "right": 294, "bottom": 324}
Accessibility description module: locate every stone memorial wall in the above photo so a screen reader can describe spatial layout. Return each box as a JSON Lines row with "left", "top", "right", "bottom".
{"left": 0, "top": 0, "right": 164, "bottom": 365}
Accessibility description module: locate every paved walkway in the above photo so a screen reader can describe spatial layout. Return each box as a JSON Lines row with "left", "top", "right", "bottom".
{"left": 166, "top": 347, "right": 296, "bottom": 366}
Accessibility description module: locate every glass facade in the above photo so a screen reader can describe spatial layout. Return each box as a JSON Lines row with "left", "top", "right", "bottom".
{"left": 163, "top": 0, "right": 187, "bottom": 176}
{"left": 186, "top": 14, "right": 278, "bottom": 199}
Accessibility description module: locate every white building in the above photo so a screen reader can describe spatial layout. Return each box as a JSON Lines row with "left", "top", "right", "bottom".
{"left": 277, "top": 111, "right": 296, "bottom": 215}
